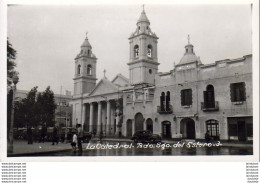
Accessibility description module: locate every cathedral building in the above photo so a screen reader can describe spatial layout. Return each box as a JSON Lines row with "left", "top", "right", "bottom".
{"left": 71, "top": 8, "right": 252, "bottom": 141}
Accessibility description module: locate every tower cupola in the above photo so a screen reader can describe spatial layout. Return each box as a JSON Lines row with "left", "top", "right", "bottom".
{"left": 77, "top": 32, "right": 96, "bottom": 58}
{"left": 73, "top": 32, "right": 97, "bottom": 95}
{"left": 128, "top": 6, "right": 159, "bottom": 86}
{"left": 177, "top": 35, "right": 202, "bottom": 65}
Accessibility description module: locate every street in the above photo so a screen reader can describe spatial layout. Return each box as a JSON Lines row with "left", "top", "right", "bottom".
{"left": 18, "top": 140, "right": 253, "bottom": 156}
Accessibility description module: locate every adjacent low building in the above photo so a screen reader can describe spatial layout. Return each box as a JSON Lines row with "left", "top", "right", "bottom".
{"left": 71, "top": 8, "right": 252, "bottom": 141}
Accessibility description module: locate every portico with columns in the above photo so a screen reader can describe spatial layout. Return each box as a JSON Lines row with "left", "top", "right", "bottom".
{"left": 71, "top": 73, "right": 127, "bottom": 136}
{"left": 81, "top": 97, "right": 123, "bottom": 136}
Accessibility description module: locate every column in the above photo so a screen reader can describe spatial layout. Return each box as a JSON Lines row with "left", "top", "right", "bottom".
{"left": 97, "top": 102, "right": 102, "bottom": 134}
{"left": 82, "top": 104, "right": 86, "bottom": 130}
{"left": 89, "top": 103, "right": 94, "bottom": 132}
{"left": 106, "top": 101, "right": 111, "bottom": 135}
{"left": 115, "top": 108, "right": 120, "bottom": 135}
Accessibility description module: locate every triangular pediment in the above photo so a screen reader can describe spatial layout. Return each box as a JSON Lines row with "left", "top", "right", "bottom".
{"left": 112, "top": 74, "right": 129, "bottom": 87}
{"left": 89, "top": 78, "right": 118, "bottom": 96}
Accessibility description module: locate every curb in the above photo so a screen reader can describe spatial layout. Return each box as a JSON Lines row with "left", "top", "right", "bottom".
{"left": 8, "top": 148, "right": 72, "bottom": 157}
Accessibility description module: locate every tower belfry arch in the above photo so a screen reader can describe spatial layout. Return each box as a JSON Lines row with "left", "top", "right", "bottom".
{"left": 73, "top": 32, "right": 97, "bottom": 95}
{"left": 128, "top": 7, "right": 160, "bottom": 86}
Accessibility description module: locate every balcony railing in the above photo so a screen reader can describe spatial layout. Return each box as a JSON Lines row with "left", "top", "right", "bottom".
{"left": 157, "top": 105, "right": 173, "bottom": 114}
{"left": 201, "top": 101, "right": 219, "bottom": 111}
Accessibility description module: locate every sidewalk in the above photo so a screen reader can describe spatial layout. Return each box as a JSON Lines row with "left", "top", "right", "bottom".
{"left": 8, "top": 140, "right": 72, "bottom": 156}
{"left": 8, "top": 138, "right": 253, "bottom": 156}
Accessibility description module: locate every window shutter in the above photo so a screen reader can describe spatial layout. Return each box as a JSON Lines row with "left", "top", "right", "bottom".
{"left": 241, "top": 82, "right": 246, "bottom": 101}
{"left": 160, "top": 95, "right": 164, "bottom": 111}
{"left": 188, "top": 89, "right": 192, "bottom": 105}
{"left": 230, "top": 84, "right": 235, "bottom": 102}
{"left": 166, "top": 92, "right": 170, "bottom": 111}
{"left": 181, "top": 90, "right": 184, "bottom": 106}
{"left": 203, "top": 91, "right": 208, "bottom": 108}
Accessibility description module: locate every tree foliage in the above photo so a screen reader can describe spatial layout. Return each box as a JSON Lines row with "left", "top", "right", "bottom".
{"left": 35, "top": 86, "right": 56, "bottom": 127}
{"left": 7, "top": 39, "right": 18, "bottom": 86}
{"left": 14, "top": 86, "right": 57, "bottom": 128}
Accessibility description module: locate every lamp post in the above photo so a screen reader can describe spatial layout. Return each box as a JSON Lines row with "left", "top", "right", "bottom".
{"left": 65, "top": 103, "right": 68, "bottom": 143}
{"left": 8, "top": 73, "right": 19, "bottom": 154}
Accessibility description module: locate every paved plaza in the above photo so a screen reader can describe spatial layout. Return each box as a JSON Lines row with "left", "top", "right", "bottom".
{"left": 8, "top": 139, "right": 253, "bottom": 157}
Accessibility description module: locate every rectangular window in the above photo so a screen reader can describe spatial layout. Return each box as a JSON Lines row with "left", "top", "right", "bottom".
{"left": 230, "top": 82, "right": 246, "bottom": 102}
{"left": 181, "top": 89, "right": 192, "bottom": 106}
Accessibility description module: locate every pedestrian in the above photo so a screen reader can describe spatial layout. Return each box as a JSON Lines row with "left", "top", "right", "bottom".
{"left": 27, "top": 126, "right": 33, "bottom": 144}
{"left": 39, "top": 124, "right": 47, "bottom": 143}
{"left": 93, "top": 129, "right": 96, "bottom": 138}
{"left": 52, "top": 125, "right": 58, "bottom": 145}
{"left": 99, "top": 130, "right": 103, "bottom": 142}
{"left": 71, "top": 132, "right": 77, "bottom": 152}
{"left": 77, "top": 124, "right": 83, "bottom": 152}
{"left": 205, "top": 130, "right": 210, "bottom": 143}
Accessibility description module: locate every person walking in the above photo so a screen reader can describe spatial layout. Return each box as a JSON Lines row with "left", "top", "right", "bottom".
{"left": 71, "top": 132, "right": 77, "bottom": 152}
{"left": 27, "top": 126, "right": 33, "bottom": 144}
{"left": 205, "top": 131, "right": 210, "bottom": 143}
{"left": 77, "top": 124, "right": 83, "bottom": 152}
{"left": 40, "top": 124, "right": 47, "bottom": 143}
{"left": 93, "top": 129, "right": 96, "bottom": 138}
{"left": 99, "top": 130, "right": 103, "bottom": 142}
{"left": 52, "top": 125, "right": 58, "bottom": 145}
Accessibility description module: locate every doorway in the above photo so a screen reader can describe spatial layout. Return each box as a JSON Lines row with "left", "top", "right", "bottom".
{"left": 126, "top": 119, "right": 132, "bottom": 137}
{"left": 146, "top": 118, "right": 153, "bottom": 133}
{"left": 135, "top": 113, "right": 144, "bottom": 132}
{"left": 180, "top": 118, "right": 196, "bottom": 139}
{"left": 237, "top": 121, "right": 246, "bottom": 141}
{"left": 162, "top": 121, "right": 171, "bottom": 139}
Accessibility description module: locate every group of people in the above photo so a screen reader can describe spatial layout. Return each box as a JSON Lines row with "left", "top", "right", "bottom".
{"left": 26, "top": 124, "right": 58, "bottom": 145}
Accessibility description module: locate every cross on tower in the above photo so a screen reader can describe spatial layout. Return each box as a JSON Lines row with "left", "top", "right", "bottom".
{"left": 86, "top": 31, "right": 88, "bottom": 38}
{"left": 188, "top": 34, "right": 190, "bottom": 44}
{"left": 103, "top": 69, "right": 106, "bottom": 78}
{"left": 142, "top": 4, "right": 145, "bottom": 11}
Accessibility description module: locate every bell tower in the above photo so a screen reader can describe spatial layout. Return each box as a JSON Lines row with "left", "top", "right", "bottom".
{"left": 73, "top": 32, "right": 97, "bottom": 95}
{"left": 128, "top": 6, "right": 159, "bottom": 86}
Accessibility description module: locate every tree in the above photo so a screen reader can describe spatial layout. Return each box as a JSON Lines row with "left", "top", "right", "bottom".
{"left": 36, "top": 86, "right": 57, "bottom": 127}
{"left": 14, "top": 86, "right": 57, "bottom": 128}
{"left": 7, "top": 39, "right": 18, "bottom": 138}
{"left": 14, "top": 87, "right": 38, "bottom": 128}
{"left": 7, "top": 39, "right": 18, "bottom": 87}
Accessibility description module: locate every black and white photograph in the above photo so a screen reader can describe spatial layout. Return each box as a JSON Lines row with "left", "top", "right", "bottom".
{"left": 2, "top": 2, "right": 259, "bottom": 161}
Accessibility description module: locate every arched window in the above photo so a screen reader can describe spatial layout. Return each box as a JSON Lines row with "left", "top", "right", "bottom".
{"left": 204, "top": 85, "right": 215, "bottom": 108}
{"left": 87, "top": 49, "right": 90, "bottom": 56}
{"left": 160, "top": 92, "right": 165, "bottom": 111}
{"left": 134, "top": 45, "right": 139, "bottom": 58}
{"left": 166, "top": 91, "right": 171, "bottom": 111}
{"left": 77, "top": 65, "right": 81, "bottom": 75}
{"left": 206, "top": 120, "right": 219, "bottom": 140}
{"left": 87, "top": 65, "right": 92, "bottom": 75}
{"left": 146, "top": 118, "right": 153, "bottom": 133}
{"left": 147, "top": 45, "right": 152, "bottom": 57}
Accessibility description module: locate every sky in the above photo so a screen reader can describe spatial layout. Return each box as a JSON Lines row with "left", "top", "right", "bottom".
{"left": 7, "top": 4, "right": 252, "bottom": 94}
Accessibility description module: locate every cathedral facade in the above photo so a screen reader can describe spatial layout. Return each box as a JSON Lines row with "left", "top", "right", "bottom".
{"left": 71, "top": 9, "right": 252, "bottom": 141}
